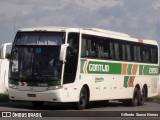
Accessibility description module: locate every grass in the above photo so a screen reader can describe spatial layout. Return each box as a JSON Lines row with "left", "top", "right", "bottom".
{"left": 0, "top": 94, "right": 9, "bottom": 102}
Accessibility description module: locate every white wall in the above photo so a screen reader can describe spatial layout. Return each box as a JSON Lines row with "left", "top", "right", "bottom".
{"left": 0, "top": 59, "right": 10, "bottom": 94}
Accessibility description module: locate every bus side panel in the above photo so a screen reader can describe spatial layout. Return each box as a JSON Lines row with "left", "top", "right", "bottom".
{"left": 79, "top": 74, "right": 134, "bottom": 101}
{"left": 79, "top": 74, "right": 159, "bottom": 101}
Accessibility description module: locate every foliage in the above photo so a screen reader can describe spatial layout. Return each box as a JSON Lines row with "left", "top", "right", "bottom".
{"left": 5, "top": 53, "right": 11, "bottom": 59}
{"left": 0, "top": 94, "right": 9, "bottom": 102}
{"left": 147, "top": 95, "right": 160, "bottom": 102}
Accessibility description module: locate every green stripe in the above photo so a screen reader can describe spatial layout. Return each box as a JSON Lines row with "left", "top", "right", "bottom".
{"left": 9, "top": 80, "right": 19, "bottom": 85}
{"left": 127, "top": 64, "right": 133, "bottom": 75}
{"left": 124, "top": 76, "right": 129, "bottom": 88}
{"left": 80, "top": 60, "right": 85, "bottom": 73}
{"left": 86, "top": 61, "right": 121, "bottom": 74}
{"left": 9, "top": 79, "right": 61, "bottom": 86}
{"left": 48, "top": 80, "right": 61, "bottom": 86}
{"left": 81, "top": 60, "right": 159, "bottom": 75}
{"left": 139, "top": 65, "right": 144, "bottom": 75}
{"left": 139, "top": 65, "right": 159, "bottom": 75}
{"left": 27, "top": 80, "right": 61, "bottom": 86}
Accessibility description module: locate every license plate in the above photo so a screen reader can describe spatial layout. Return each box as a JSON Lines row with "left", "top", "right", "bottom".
{"left": 27, "top": 94, "right": 36, "bottom": 97}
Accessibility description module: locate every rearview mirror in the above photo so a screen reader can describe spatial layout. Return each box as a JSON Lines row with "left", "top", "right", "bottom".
{"left": 1, "top": 43, "right": 12, "bottom": 59}
{"left": 59, "top": 44, "right": 69, "bottom": 62}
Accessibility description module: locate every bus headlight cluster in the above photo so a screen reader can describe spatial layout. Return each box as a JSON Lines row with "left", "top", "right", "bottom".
{"left": 47, "top": 85, "right": 62, "bottom": 90}
{"left": 9, "top": 84, "right": 18, "bottom": 89}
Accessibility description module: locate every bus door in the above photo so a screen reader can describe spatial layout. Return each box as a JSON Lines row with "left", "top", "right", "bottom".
{"left": 62, "top": 33, "right": 79, "bottom": 101}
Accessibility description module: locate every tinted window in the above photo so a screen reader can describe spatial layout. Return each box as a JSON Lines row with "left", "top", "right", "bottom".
{"left": 15, "top": 32, "right": 65, "bottom": 45}
{"left": 81, "top": 34, "right": 158, "bottom": 64}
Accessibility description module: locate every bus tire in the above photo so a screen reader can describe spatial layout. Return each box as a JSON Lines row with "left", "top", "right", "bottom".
{"left": 138, "top": 87, "right": 146, "bottom": 106}
{"left": 129, "top": 87, "right": 139, "bottom": 107}
{"left": 77, "top": 87, "right": 88, "bottom": 110}
{"left": 32, "top": 101, "right": 44, "bottom": 107}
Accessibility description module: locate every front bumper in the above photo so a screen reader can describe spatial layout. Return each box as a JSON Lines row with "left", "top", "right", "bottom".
{"left": 8, "top": 88, "right": 62, "bottom": 102}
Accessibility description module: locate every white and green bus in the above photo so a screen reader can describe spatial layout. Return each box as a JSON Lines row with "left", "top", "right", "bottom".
{"left": 8, "top": 27, "right": 159, "bottom": 110}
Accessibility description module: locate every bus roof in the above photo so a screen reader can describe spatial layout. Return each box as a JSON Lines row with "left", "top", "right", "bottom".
{"left": 18, "top": 26, "right": 158, "bottom": 46}
{"left": 19, "top": 26, "right": 129, "bottom": 37}
{"left": 19, "top": 26, "right": 79, "bottom": 32}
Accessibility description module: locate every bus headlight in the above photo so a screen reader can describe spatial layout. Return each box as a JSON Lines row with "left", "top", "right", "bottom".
{"left": 9, "top": 84, "right": 18, "bottom": 89}
{"left": 47, "top": 85, "right": 62, "bottom": 90}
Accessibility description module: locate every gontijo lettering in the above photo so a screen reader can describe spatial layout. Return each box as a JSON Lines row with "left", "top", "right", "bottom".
{"left": 149, "top": 68, "right": 158, "bottom": 74}
{"left": 89, "top": 64, "right": 109, "bottom": 72}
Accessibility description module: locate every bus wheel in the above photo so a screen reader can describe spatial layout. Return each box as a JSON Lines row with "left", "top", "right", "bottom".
{"left": 138, "top": 87, "right": 146, "bottom": 106}
{"left": 129, "top": 87, "right": 139, "bottom": 107}
{"left": 77, "top": 87, "right": 88, "bottom": 110}
{"left": 32, "top": 101, "right": 44, "bottom": 107}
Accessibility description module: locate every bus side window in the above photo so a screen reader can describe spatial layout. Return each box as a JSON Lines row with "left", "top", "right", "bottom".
{"left": 82, "top": 35, "right": 97, "bottom": 58}
{"left": 134, "top": 45, "right": 141, "bottom": 62}
{"left": 114, "top": 42, "right": 120, "bottom": 60}
{"left": 151, "top": 46, "right": 158, "bottom": 63}
{"left": 126, "top": 44, "right": 131, "bottom": 61}
{"left": 110, "top": 42, "right": 114, "bottom": 59}
{"left": 122, "top": 44, "right": 126, "bottom": 60}
{"left": 142, "top": 45, "right": 150, "bottom": 63}
{"left": 81, "top": 38, "right": 87, "bottom": 57}
{"left": 103, "top": 40, "right": 110, "bottom": 59}
{"left": 90, "top": 39, "right": 96, "bottom": 57}
{"left": 96, "top": 40, "right": 104, "bottom": 58}
{"left": 137, "top": 46, "right": 141, "bottom": 62}
{"left": 134, "top": 46, "right": 138, "bottom": 61}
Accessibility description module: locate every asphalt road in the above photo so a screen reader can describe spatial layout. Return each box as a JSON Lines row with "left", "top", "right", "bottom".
{"left": 0, "top": 101, "right": 159, "bottom": 120}
{"left": 0, "top": 100, "right": 160, "bottom": 111}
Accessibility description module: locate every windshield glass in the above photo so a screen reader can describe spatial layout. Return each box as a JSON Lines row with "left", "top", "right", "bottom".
{"left": 10, "top": 32, "right": 65, "bottom": 82}
{"left": 15, "top": 32, "right": 64, "bottom": 45}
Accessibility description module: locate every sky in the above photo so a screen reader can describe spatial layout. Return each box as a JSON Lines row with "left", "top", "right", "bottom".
{"left": 0, "top": 0, "right": 160, "bottom": 46}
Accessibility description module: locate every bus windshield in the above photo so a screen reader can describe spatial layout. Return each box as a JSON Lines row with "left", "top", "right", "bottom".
{"left": 10, "top": 32, "right": 65, "bottom": 82}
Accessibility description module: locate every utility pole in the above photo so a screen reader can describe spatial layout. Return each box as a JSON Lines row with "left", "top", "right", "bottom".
{"left": 12, "top": 17, "right": 26, "bottom": 36}
{"left": 12, "top": 17, "right": 17, "bottom": 36}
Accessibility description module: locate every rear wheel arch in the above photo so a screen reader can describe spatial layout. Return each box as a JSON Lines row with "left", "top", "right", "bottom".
{"left": 143, "top": 84, "right": 148, "bottom": 99}
{"left": 135, "top": 84, "right": 140, "bottom": 92}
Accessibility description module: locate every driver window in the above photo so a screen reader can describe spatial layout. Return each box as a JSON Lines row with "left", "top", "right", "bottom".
{"left": 63, "top": 33, "right": 79, "bottom": 84}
